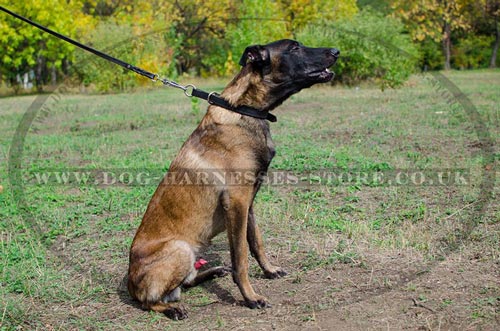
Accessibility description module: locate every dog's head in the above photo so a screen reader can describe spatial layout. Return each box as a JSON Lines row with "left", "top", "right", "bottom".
{"left": 239, "top": 39, "right": 339, "bottom": 84}
{"left": 238, "top": 39, "right": 339, "bottom": 110}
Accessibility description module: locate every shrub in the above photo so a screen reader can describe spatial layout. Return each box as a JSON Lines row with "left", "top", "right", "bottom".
{"left": 296, "top": 9, "right": 419, "bottom": 89}
{"left": 453, "top": 34, "right": 494, "bottom": 69}
{"left": 72, "top": 22, "right": 136, "bottom": 92}
{"left": 418, "top": 39, "right": 444, "bottom": 71}
{"left": 72, "top": 22, "right": 175, "bottom": 93}
{"left": 224, "top": 0, "right": 289, "bottom": 76}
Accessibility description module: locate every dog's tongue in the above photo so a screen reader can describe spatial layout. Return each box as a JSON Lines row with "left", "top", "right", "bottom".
{"left": 194, "top": 258, "right": 208, "bottom": 270}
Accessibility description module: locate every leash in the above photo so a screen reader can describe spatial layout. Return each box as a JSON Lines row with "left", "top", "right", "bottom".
{"left": 0, "top": 6, "right": 277, "bottom": 122}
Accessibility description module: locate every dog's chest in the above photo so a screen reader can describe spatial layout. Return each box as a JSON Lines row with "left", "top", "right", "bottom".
{"left": 259, "top": 122, "right": 276, "bottom": 170}
{"left": 263, "top": 136, "right": 275, "bottom": 168}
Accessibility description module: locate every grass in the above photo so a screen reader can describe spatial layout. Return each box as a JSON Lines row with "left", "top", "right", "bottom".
{"left": 0, "top": 69, "right": 499, "bottom": 330}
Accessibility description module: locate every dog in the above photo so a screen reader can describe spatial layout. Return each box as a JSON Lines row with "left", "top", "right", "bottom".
{"left": 127, "top": 39, "right": 339, "bottom": 319}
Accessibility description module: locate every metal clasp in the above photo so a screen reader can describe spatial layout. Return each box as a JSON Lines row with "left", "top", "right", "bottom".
{"left": 183, "top": 84, "right": 195, "bottom": 97}
{"left": 207, "top": 91, "right": 220, "bottom": 104}
{"left": 152, "top": 74, "right": 197, "bottom": 99}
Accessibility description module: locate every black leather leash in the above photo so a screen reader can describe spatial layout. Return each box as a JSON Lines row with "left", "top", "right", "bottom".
{"left": 0, "top": 6, "right": 277, "bottom": 122}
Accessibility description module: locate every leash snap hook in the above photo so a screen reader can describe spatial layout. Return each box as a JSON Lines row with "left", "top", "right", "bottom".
{"left": 151, "top": 74, "right": 159, "bottom": 82}
{"left": 183, "top": 84, "right": 196, "bottom": 97}
{"left": 151, "top": 74, "right": 160, "bottom": 83}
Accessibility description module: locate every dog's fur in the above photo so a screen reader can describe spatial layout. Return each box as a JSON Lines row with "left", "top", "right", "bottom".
{"left": 127, "top": 39, "right": 339, "bottom": 319}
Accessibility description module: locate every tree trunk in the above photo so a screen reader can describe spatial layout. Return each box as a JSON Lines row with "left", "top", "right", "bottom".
{"left": 490, "top": 19, "right": 499, "bottom": 68}
{"left": 51, "top": 64, "right": 57, "bottom": 86}
{"left": 35, "top": 54, "right": 45, "bottom": 92}
{"left": 442, "top": 21, "right": 452, "bottom": 70}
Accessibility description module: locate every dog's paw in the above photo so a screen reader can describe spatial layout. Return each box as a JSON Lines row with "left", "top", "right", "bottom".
{"left": 215, "top": 266, "right": 232, "bottom": 278}
{"left": 264, "top": 267, "right": 287, "bottom": 279}
{"left": 246, "top": 296, "right": 271, "bottom": 309}
{"left": 164, "top": 306, "right": 188, "bottom": 320}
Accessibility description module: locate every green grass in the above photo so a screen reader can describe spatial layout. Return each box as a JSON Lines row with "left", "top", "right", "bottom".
{"left": 0, "top": 69, "right": 499, "bottom": 329}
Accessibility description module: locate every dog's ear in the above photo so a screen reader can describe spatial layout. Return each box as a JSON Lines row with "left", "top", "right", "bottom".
{"left": 239, "top": 45, "right": 269, "bottom": 67}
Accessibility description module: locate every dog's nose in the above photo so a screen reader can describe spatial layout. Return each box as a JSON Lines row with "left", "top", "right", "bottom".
{"left": 330, "top": 48, "right": 340, "bottom": 58}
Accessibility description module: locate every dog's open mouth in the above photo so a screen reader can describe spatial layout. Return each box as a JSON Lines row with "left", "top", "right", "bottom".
{"left": 310, "top": 67, "right": 335, "bottom": 82}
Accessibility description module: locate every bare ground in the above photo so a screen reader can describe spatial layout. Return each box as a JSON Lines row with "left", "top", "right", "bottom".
{"left": 18, "top": 209, "right": 496, "bottom": 331}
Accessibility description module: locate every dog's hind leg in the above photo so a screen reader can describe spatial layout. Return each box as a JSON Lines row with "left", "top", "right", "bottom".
{"left": 247, "top": 206, "right": 287, "bottom": 279}
{"left": 146, "top": 301, "right": 188, "bottom": 320}
{"left": 128, "top": 240, "right": 196, "bottom": 319}
{"left": 183, "top": 266, "right": 231, "bottom": 288}
{"left": 141, "top": 284, "right": 187, "bottom": 320}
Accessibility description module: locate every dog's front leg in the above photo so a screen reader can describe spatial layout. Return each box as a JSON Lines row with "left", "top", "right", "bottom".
{"left": 247, "top": 206, "right": 287, "bottom": 279}
{"left": 223, "top": 192, "right": 270, "bottom": 309}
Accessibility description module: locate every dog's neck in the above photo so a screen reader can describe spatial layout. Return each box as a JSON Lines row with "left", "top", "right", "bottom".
{"left": 220, "top": 66, "right": 289, "bottom": 113}
{"left": 197, "top": 68, "right": 276, "bottom": 171}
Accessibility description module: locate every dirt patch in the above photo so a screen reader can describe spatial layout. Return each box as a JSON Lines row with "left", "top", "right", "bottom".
{"left": 31, "top": 216, "right": 498, "bottom": 330}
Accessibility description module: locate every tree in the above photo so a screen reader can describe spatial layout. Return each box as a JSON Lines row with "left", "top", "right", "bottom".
{"left": 75, "top": 0, "right": 233, "bottom": 77}
{"left": 0, "top": 0, "right": 93, "bottom": 92}
{"left": 392, "top": 0, "right": 472, "bottom": 70}
{"left": 164, "top": 0, "right": 233, "bottom": 75}
{"left": 357, "top": 0, "right": 391, "bottom": 15}
{"left": 225, "top": 0, "right": 289, "bottom": 75}
{"left": 488, "top": 0, "right": 500, "bottom": 67}
{"left": 297, "top": 8, "right": 418, "bottom": 88}
{"left": 276, "top": 0, "right": 358, "bottom": 36}
{"left": 465, "top": 0, "right": 500, "bottom": 68}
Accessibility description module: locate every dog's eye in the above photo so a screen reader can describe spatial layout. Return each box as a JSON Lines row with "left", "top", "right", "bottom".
{"left": 291, "top": 44, "right": 301, "bottom": 52}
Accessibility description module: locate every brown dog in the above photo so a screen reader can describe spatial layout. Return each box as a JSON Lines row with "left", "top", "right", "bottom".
{"left": 127, "top": 39, "right": 339, "bottom": 319}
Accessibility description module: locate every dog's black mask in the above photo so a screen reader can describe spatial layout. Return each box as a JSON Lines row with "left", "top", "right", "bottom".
{"left": 240, "top": 39, "right": 338, "bottom": 84}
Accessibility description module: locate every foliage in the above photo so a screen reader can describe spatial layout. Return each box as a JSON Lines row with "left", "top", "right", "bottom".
{"left": 72, "top": 21, "right": 165, "bottom": 92}
{"left": 224, "top": 0, "right": 290, "bottom": 75}
{"left": 392, "top": 0, "right": 471, "bottom": 42}
{"left": 357, "top": 0, "right": 392, "bottom": 14}
{"left": 0, "top": 0, "right": 93, "bottom": 92}
{"left": 453, "top": 34, "right": 496, "bottom": 69}
{"left": 392, "top": 0, "right": 474, "bottom": 69}
{"left": 0, "top": 0, "right": 498, "bottom": 93}
{"left": 165, "top": 0, "right": 233, "bottom": 76}
{"left": 276, "top": 0, "right": 358, "bottom": 33}
{"left": 419, "top": 39, "right": 445, "bottom": 70}
{"left": 463, "top": 0, "right": 500, "bottom": 68}
{"left": 297, "top": 9, "right": 418, "bottom": 89}
{"left": 391, "top": 0, "right": 500, "bottom": 69}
